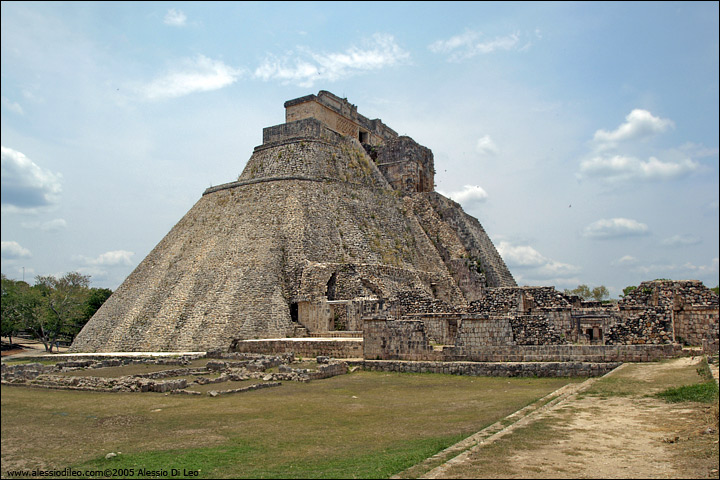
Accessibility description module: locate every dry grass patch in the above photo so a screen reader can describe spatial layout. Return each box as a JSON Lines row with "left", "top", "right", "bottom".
{"left": 430, "top": 357, "right": 719, "bottom": 479}
{"left": 2, "top": 370, "right": 578, "bottom": 478}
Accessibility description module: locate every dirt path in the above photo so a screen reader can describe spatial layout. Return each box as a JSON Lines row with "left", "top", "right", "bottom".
{"left": 421, "top": 357, "right": 719, "bottom": 479}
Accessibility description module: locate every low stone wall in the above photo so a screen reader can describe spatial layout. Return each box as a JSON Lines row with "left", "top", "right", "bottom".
{"left": 230, "top": 338, "right": 363, "bottom": 358}
{"left": 454, "top": 344, "right": 683, "bottom": 363}
{"left": 363, "top": 318, "right": 683, "bottom": 362}
{"left": 1, "top": 363, "right": 56, "bottom": 382}
{"left": 356, "top": 360, "right": 620, "bottom": 377}
{"left": 22, "top": 374, "right": 188, "bottom": 393}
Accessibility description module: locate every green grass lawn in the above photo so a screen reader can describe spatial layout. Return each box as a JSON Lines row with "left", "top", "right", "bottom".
{"left": 1, "top": 371, "right": 580, "bottom": 479}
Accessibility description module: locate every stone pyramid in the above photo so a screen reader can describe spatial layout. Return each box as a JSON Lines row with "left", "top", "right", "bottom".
{"left": 71, "top": 91, "right": 515, "bottom": 352}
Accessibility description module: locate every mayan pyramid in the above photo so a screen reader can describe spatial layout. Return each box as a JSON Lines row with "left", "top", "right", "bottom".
{"left": 71, "top": 91, "right": 515, "bottom": 352}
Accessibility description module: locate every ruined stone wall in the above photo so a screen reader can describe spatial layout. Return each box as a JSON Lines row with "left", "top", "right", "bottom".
{"left": 607, "top": 307, "right": 673, "bottom": 345}
{"left": 617, "top": 280, "right": 718, "bottom": 346}
{"left": 362, "top": 318, "right": 682, "bottom": 362}
{"left": 363, "top": 318, "right": 441, "bottom": 361}
{"left": 668, "top": 281, "right": 718, "bottom": 346}
{"left": 410, "top": 315, "right": 460, "bottom": 345}
{"left": 358, "top": 360, "right": 619, "bottom": 378}
{"left": 375, "top": 136, "right": 434, "bottom": 193}
{"left": 231, "top": 338, "right": 363, "bottom": 358}
{"left": 509, "top": 315, "right": 568, "bottom": 345}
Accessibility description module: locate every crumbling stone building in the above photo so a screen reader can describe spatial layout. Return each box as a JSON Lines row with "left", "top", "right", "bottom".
{"left": 71, "top": 91, "right": 515, "bottom": 353}
{"left": 363, "top": 280, "right": 718, "bottom": 362}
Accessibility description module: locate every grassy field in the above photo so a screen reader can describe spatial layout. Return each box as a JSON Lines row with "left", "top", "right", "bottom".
{"left": 1, "top": 370, "right": 580, "bottom": 479}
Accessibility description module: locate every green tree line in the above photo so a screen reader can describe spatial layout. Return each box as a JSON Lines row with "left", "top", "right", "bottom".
{"left": 563, "top": 284, "right": 610, "bottom": 302}
{"left": 1, "top": 272, "right": 112, "bottom": 352}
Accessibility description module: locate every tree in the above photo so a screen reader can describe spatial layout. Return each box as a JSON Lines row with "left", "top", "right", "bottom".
{"left": 1, "top": 275, "right": 38, "bottom": 344}
{"left": 564, "top": 285, "right": 591, "bottom": 300}
{"left": 564, "top": 284, "right": 609, "bottom": 302}
{"left": 590, "top": 285, "right": 609, "bottom": 302}
{"left": 29, "top": 272, "right": 91, "bottom": 352}
{"left": 622, "top": 285, "right": 637, "bottom": 297}
{"left": 75, "top": 287, "right": 112, "bottom": 340}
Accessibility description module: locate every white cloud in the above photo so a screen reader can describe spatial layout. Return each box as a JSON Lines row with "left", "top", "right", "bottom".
{"left": 593, "top": 109, "right": 674, "bottom": 149}
{"left": 21, "top": 218, "right": 67, "bottom": 231}
{"left": 163, "top": 9, "right": 187, "bottom": 27}
{"left": 579, "top": 155, "right": 699, "bottom": 182}
{"left": 440, "top": 185, "right": 489, "bottom": 205}
{"left": 75, "top": 250, "right": 135, "bottom": 266}
{"left": 1, "top": 96, "right": 24, "bottom": 115}
{"left": 254, "top": 33, "right": 410, "bottom": 87}
{"left": 612, "top": 255, "right": 639, "bottom": 266}
{"left": 429, "top": 30, "right": 521, "bottom": 61}
{"left": 476, "top": 135, "right": 498, "bottom": 155}
{"left": 661, "top": 234, "right": 701, "bottom": 247}
{"left": 1, "top": 241, "right": 32, "bottom": 259}
{"left": 142, "top": 55, "right": 243, "bottom": 100}
{"left": 1, "top": 146, "right": 62, "bottom": 211}
{"left": 497, "top": 241, "right": 580, "bottom": 283}
{"left": 582, "top": 218, "right": 649, "bottom": 239}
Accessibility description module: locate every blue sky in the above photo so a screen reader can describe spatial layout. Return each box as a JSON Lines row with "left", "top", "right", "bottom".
{"left": 1, "top": 1, "right": 718, "bottom": 297}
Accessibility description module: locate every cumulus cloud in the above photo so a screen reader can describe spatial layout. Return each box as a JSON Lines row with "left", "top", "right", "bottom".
{"left": 579, "top": 155, "right": 699, "bottom": 182}
{"left": 254, "top": 33, "right": 410, "bottom": 87}
{"left": 440, "top": 185, "right": 489, "bottom": 205}
{"left": 1, "top": 241, "right": 32, "bottom": 259}
{"left": 1, "top": 146, "right": 62, "bottom": 211}
{"left": 429, "top": 30, "right": 521, "bottom": 61}
{"left": 582, "top": 218, "right": 649, "bottom": 239}
{"left": 141, "top": 55, "right": 243, "bottom": 100}
{"left": 476, "top": 135, "right": 499, "bottom": 155}
{"left": 75, "top": 250, "right": 134, "bottom": 266}
{"left": 661, "top": 234, "right": 701, "bottom": 247}
{"left": 497, "top": 241, "right": 580, "bottom": 283}
{"left": 163, "top": 9, "right": 187, "bottom": 27}
{"left": 593, "top": 109, "right": 674, "bottom": 148}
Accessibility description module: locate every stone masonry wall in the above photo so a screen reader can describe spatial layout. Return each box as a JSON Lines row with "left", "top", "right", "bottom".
{"left": 617, "top": 280, "right": 718, "bottom": 346}
{"left": 358, "top": 360, "right": 620, "bottom": 378}
{"left": 362, "top": 318, "right": 682, "bottom": 362}
{"left": 231, "top": 339, "right": 363, "bottom": 358}
{"left": 375, "top": 136, "right": 434, "bottom": 193}
{"left": 363, "top": 318, "right": 442, "bottom": 361}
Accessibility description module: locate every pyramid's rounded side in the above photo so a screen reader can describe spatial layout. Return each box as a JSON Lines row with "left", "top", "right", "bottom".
{"left": 70, "top": 147, "right": 449, "bottom": 352}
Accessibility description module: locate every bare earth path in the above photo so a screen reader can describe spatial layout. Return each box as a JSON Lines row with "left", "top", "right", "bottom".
{"left": 419, "top": 357, "right": 719, "bottom": 479}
